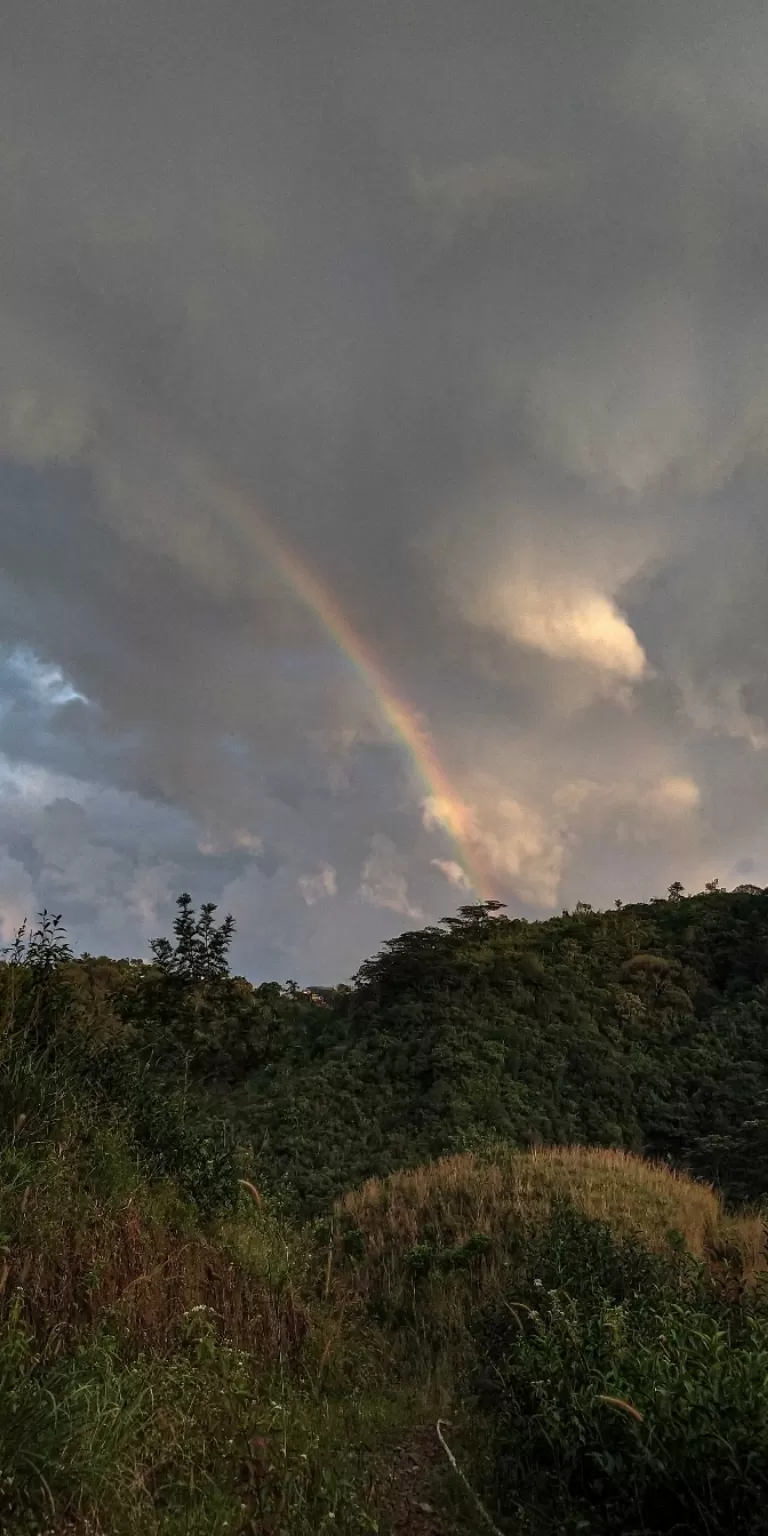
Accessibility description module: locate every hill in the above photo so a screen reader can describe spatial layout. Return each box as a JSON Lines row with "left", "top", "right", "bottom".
{"left": 3, "top": 888, "right": 768, "bottom": 1532}
{"left": 5, "top": 885, "right": 768, "bottom": 1215}
{"left": 218, "top": 886, "right": 768, "bottom": 1211}
{"left": 2, "top": 1009, "right": 767, "bottom": 1535}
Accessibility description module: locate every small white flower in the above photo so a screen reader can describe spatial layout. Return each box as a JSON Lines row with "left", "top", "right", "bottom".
{"left": 533, "top": 1278, "right": 543, "bottom": 1288}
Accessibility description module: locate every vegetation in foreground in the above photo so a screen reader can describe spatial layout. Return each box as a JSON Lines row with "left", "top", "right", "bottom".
{"left": 2, "top": 887, "right": 768, "bottom": 1532}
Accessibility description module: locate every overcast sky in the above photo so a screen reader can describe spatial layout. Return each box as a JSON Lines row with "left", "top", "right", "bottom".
{"left": 1, "top": 1, "right": 768, "bottom": 981}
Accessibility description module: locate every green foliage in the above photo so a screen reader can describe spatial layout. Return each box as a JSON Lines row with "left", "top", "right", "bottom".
{"left": 402, "top": 1231, "right": 494, "bottom": 1281}
{"left": 0, "top": 1294, "right": 388, "bottom": 1535}
{"left": 2, "top": 908, "right": 73, "bottom": 981}
{"left": 0, "top": 956, "right": 398, "bottom": 1532}
{"left": 126, "top": 1072, "right": 238, "bottom": 1217}
{"left": 228, "top": 887, "right": 768, "bottom": 1210}
{"left": 10, "top": 886, "right": 768, "bottom": 1215}
{"left": 0, "top": 945, "right": 240, "bottom": 1222}
{"left": 471, "top": 1204, "right": 768, "bottom": 1533}
{"left": 4, "top": 887, "right": 768, "bottom": 1532}
{"left": 149, "top": 894, "right": 235, "bottom": 982}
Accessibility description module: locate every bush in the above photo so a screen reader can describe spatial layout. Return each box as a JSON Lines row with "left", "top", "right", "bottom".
{"left": 472, "top": 1203, "right": 768, "bottom": 1534}
{"left": 118, "top": 1064, "right": 239, "bottom": 1218}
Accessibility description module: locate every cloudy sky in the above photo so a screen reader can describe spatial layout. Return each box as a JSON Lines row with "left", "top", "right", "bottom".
{"left": 1, "top": 0, "right": 768, "bottom": 981}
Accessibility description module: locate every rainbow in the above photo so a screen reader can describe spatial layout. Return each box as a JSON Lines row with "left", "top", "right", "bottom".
{"left": 207, "top": 474, "right": 494, "bottom": 900}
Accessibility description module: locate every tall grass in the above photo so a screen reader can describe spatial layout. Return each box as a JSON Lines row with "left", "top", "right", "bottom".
{"left": 3, "top": 1131, "right": 767, "bottom": 1533}
{"left": 0, "top": 1297, "right": 392, "bottom": 1534}
{"left": 0, "top": 1137, "right": 307, "bottom": 1364}
{"left": 339, "top": 1143, "right": 765, "bottom": 1277}
{"left": 0, "top": 1149, "right": 396, "bottom": 1535}
{"left": 331, "top": 1145, "right": 766, "bottom": 1386}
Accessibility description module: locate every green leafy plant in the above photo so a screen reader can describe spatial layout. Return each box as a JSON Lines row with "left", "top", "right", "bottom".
{"left": 472, "top": 1204, "right": 768, "bottom": 1534}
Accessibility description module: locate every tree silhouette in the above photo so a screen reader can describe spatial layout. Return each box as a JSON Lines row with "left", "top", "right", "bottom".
{"left": 150, "top": 894, "right": 235, "bottom": 982}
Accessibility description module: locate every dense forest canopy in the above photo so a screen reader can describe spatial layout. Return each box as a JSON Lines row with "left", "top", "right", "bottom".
{"left": 4, "top": 882, "right": 768, "bottom": 1215}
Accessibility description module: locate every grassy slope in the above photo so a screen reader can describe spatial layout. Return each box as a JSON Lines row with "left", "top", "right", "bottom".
{"left": 332, "top": 1147, "right": 768, "bottom": 1534}
{"left": 339, "top": 1144, "right": 766, "bottom": 1282}
{"left": 4, "top": 1113, "right": 765, "bottom": 1534}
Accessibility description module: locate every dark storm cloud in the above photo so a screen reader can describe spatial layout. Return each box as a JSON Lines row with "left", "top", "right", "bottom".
{"left": 0, "top": 0, "right": 767, "bottom": 974}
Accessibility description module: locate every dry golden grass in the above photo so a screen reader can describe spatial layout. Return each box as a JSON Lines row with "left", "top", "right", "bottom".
{"left": 337, "top": 1145, "right": 766, "bottom": 1298}
{"left": 1, "top": 1185, "right": 307, "bottom": 1359}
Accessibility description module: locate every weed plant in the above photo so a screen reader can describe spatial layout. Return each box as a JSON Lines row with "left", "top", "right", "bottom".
{"left": 471, "top": 1203, "right": 768, "bottom": 1534}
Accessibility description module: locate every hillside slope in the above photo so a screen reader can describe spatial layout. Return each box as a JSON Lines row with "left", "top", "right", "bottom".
{"left": 225, "top": 888, "right": 768, "bottom": 1210}
{"left": 3, "top": 902, "right": 768, "bottom": 1534}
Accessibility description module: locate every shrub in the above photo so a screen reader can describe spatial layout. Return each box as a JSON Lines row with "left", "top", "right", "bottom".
{"left": 472, "top": 1203, "right": 768, "bottom": 1534}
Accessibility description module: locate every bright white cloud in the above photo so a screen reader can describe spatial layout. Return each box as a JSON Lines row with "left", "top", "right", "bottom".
{"left": 430, "top": 857, "right": 471, "bottom": 889}
{"left": 421, "top": 482, "right": 648, "bottom": 690}
{"left": 473, "top": 796, "right": 566, "bottom": 906}
{"left": 475, "top": 578, "right": 646, "bottom": 678}
{"left": 425, "top": 787, "right": 566, "bottom": 908}
{"left": 518, "top": 584, "right": 643, "bottom": 676}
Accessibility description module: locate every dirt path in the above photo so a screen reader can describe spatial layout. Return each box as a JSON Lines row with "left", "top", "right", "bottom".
{"left": 383, "top": 1426, "right": 473, "bottom": 1535}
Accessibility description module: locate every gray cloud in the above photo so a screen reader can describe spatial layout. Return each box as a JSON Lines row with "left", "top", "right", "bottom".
{"left": 0, "top": 0, "right": 767, "bottom": 976}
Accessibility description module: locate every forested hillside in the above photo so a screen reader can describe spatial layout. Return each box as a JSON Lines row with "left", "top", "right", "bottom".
{"left": 6, "top": 884, "right": 768, "bottom": 1217}
{"left": 221, "top": 885, "right": 768, "bottom": 1211}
